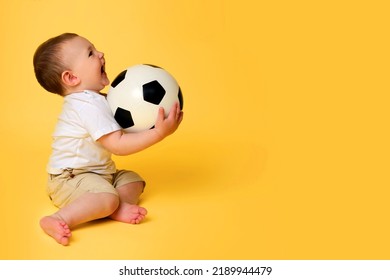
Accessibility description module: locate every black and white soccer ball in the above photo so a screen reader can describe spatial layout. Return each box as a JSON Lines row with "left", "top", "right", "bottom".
{"left": 107, "top": 64, "right": 183, "bottom": 132}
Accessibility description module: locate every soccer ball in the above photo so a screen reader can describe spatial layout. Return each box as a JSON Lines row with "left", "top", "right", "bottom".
{"left": 107, "top": 64, "right": 183, "bottom": 132}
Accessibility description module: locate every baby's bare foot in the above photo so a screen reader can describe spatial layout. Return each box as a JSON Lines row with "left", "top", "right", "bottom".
{"left": 40, "top": 215, "right": 72, "bottom": 246}
{"left": 110, "top": 202, "right": 147, "bottom": 224}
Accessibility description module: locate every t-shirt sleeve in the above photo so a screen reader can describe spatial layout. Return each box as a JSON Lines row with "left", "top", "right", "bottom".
{"left": 80, "top": 97, "right": 122, "bottom": 141}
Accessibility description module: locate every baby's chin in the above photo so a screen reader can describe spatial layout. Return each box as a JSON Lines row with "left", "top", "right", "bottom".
{"left": 102, "top": 72, "right": 110, "bottom": 86}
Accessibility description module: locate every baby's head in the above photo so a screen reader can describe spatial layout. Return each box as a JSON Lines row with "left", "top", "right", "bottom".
{"left": 34, "top": 33, "right": 109, "bottom": 96}
{"left": 33, "top": 33, "right": 79, "bottom": 95}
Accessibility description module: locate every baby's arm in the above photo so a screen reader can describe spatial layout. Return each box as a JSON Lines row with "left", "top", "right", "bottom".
{"left": 98, "top": 102, "right": 183, "bottom": 156}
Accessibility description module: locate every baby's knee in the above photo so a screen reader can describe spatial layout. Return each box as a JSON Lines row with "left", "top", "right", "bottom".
{"left": 99, "top": 193, "right": 120, "bottom": 214}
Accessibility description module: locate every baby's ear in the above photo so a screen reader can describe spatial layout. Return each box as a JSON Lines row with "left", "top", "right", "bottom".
{"left": 61, "top": 70, "right": 80, "bottom": 87}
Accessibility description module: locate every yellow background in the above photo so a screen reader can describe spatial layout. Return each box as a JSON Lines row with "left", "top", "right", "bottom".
{"left": 1, "top": 0, "right": 390, "bottom": 259}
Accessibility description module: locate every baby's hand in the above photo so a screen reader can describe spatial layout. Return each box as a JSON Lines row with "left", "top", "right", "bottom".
{"left": 154, "top": 102, "right": 184, "bottom": 139}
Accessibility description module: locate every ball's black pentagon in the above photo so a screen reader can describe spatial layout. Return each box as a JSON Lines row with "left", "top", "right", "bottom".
{"left": 178, "top": 87, "right": 184, "bottom": 110}
{"left": 114, "top": 107, "right": 134, "bottom": 128}
{"left": 142, "top": 80, "right": 166, "bottom": 105}
{"left": 111, "top": 70, "right": 127, "bottom": 88}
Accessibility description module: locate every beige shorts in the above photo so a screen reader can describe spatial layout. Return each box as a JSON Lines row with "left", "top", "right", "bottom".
{"left": 47, "top": 169, "right": 145, "bottom": 208}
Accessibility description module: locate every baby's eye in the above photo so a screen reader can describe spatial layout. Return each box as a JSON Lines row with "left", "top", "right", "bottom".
{"left": 88, "top": 50, "right": 93, "bottom": 57}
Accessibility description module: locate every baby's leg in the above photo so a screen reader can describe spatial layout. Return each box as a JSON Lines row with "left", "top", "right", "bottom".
{"left": 40, "top": 192, "right": 119, "bottom": 245}
{"left": 110, "top": 181, "right": 147, "bottom": 224}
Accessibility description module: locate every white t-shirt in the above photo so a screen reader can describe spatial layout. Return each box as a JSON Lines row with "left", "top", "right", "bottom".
{"left": 47, "top": 90, "right": 121, "bottom": 174}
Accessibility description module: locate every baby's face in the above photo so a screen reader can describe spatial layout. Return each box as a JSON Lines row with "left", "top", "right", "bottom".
{"left": 62, "top": 36, "right": 109, "bottom": 92}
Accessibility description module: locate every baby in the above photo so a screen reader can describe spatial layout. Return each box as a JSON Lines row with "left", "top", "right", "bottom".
{"left": 33, "top": 33, "right": 183, "bottom": 245}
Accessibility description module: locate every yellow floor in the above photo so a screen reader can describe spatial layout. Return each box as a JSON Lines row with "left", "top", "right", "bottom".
{"left": 1, "top": 0, "right": 390, "bottom": 259}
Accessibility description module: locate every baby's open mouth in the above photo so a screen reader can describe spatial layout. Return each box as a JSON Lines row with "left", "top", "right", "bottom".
{"left": 101, "top": 64, "right": 106, "bottom": 73}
